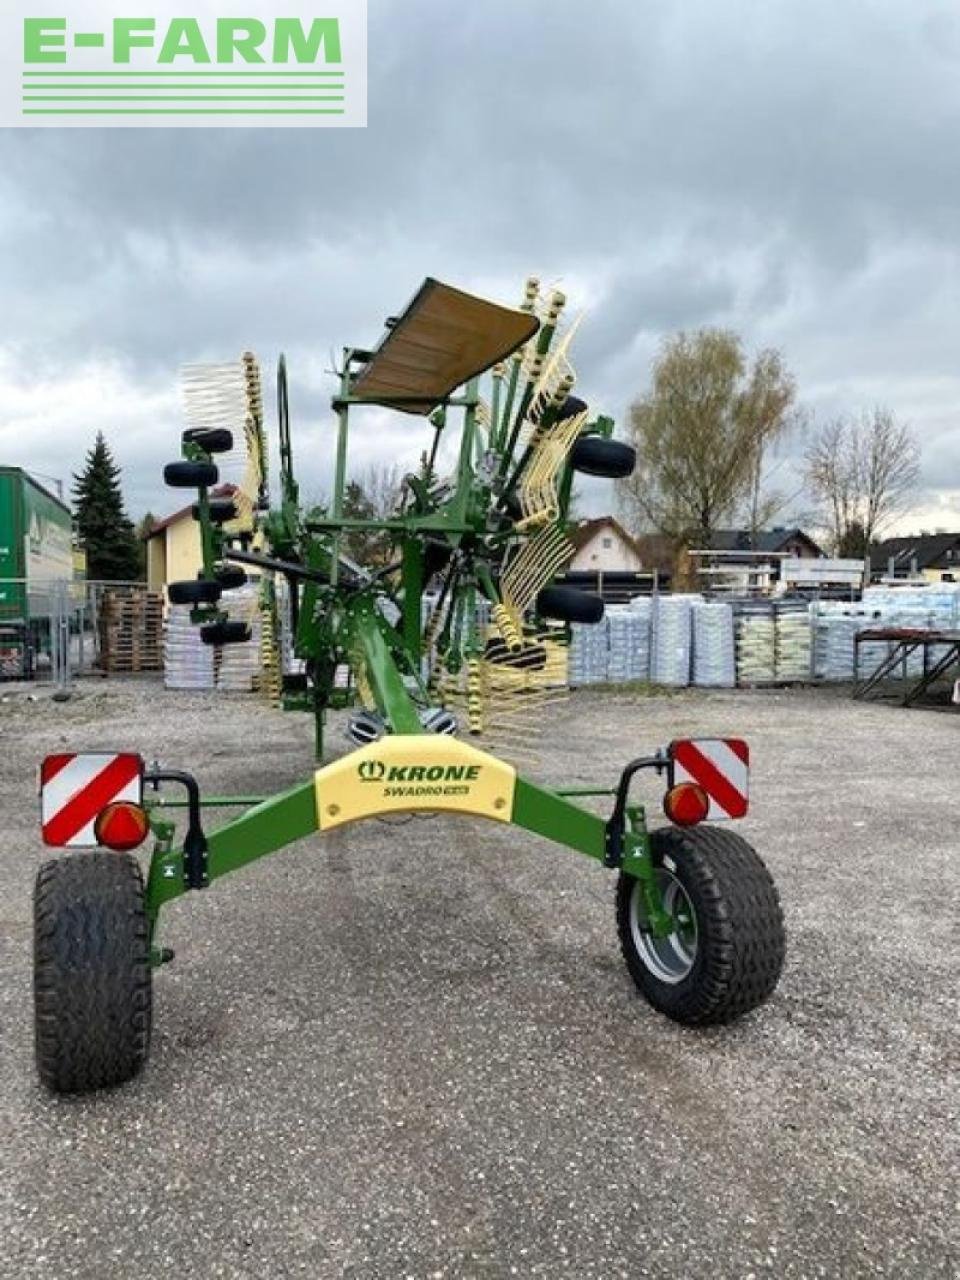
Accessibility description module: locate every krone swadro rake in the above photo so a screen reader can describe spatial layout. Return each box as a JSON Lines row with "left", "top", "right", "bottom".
{"left": 32, "top": 278, "right": 785, "bottom": 1093}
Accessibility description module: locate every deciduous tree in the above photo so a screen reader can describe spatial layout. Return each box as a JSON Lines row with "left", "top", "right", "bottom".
{"left": 619, "top": 330, "right": 797, "bottom": 549}
{"left": 804, "top": 409, "right": 919, "bottom": 555}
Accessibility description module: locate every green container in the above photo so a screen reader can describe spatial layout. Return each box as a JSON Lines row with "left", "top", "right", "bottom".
{"left": 0, "top": 468, "right": 73, "bottom": 621}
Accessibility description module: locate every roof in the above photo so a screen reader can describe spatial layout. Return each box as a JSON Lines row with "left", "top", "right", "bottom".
{"left": 145, "top": 484, "right": 237, "bottom": 538}
{"left": 870, "top": 532, "right": 960, "bottom": 572}
{"left": 707, "top": 527, "right": 824, "bottom": 556}
{"left": 568, "top": 516, "right": 645, "bottom": 559}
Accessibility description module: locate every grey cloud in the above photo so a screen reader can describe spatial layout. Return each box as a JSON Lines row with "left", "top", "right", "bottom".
{"left": 1, "top": 0, "right": 959, "bottom": 527}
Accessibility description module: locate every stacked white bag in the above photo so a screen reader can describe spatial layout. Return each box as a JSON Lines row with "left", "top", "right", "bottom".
{"left": 775, "top": 605, "right": 812, "bottom": 682}
{"left": 691, "top": 601, "right": 736, "bottom": 687}
{"left": 651, "top": 595, "right": 696, "bottom": 687}
{"left": 568, "top": 618, "right": 609, "bottom": 686}
{"left": 607, "top": 605, "right": 651, "bottom": 682}
{"left": 164, "top": 604, "right": 215, "bottom": 690}
{"left": 735, "top": 606, "right": 776, "bottom": 684}
{"left": 216, "top": 585, "right": 262, "bottom": 692}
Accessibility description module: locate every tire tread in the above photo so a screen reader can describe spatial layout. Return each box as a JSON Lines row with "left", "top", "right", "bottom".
{"left": 33, "top": 853, "right": 152, "bottom": 1093}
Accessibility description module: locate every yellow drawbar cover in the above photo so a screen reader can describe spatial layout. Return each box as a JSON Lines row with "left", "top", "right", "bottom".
{"left": 315, "top": 735, "right": 517, "bottom": 831}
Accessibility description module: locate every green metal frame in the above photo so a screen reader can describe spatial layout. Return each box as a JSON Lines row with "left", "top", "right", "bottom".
{"left": 141, "top": 279, "right": 681, "bottom": 964}
{"left": 142, "top": 602, "right": 676, "bottom": 963}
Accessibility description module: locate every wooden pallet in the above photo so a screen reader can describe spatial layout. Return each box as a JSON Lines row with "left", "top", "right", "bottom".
{"left": 98, "top": 589, "right": 164, "bottom": 673}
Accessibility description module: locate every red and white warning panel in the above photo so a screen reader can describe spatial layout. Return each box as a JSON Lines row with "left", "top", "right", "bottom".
{"left": 40, "top": 754, "right": 144, "bottom": 848}
{"left": 671, "top": 738, "right": 749, "bottom": 821}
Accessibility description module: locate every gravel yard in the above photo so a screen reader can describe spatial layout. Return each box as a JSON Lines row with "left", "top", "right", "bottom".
{"left": 0, "top": 679, "right": 957, "bottom": 1278}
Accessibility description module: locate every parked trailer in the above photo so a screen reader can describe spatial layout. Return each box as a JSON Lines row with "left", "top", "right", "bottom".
{"left": 0, "top": 468, "right": 74, "bottom": 678}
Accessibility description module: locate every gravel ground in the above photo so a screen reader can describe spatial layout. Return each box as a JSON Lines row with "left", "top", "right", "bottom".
{"left": 0, "top": 679, "right": 957, "bottom": 1279}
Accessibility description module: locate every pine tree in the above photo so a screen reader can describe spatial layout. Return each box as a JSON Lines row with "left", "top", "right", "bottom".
{"left": 72, "top": 433, "right": 141, "bottom": 582}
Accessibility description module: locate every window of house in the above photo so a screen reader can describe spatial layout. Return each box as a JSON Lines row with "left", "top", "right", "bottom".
{"left": 602, "top": 536, "right": 612, "bottom": 549}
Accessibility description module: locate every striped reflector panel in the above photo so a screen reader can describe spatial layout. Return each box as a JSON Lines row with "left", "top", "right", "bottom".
{"left": 40, "top": 753, "right": 144, "bottom": 847}
{"left": 671, "top": 739, "right": 749, "bottom": 820}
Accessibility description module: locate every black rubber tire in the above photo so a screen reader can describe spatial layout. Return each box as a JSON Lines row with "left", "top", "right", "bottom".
{"left": 213, "top": 564, "right": 247, "bottom": 591}
{"left": 536, "top": 584, "right": 605, "bottom": 625}
{"left": 164, "top": 460, "right": 219, "bottom": 489}
{"left": 192, "top": 498, "right": 238, "bottom": 525}
{"left": 34, "top": 853, "right": 152, "bottom": 1093}
{"left": 167, "top": 578, "right": 222, "bottom": 606}
{"left": 569, "top": 436, "right": 636, "bottom": 479}
{"left": 182, "top": 427, "right": 234, "bottom": 454}
{"left": 616, "top": 827, "right": 785, "bottom": 1026}
{"left": 201, "top": 620, "right": 252, "bottom": 646}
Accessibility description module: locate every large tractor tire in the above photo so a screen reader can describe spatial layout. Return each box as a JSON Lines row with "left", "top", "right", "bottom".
{"left": 616, "top": 826, "right": 785, "bottom": 1025}
{"left": 34, "top": 853, "right": 152, "bottom": 1093}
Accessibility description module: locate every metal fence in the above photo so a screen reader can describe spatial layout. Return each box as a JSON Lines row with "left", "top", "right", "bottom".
{"left": 0, "top": 579, "right": 163, "bottom": 689}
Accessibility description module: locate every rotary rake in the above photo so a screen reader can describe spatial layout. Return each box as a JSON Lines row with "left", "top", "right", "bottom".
{"left": 32, "top": 278, "right": 785, "bottom": 1093}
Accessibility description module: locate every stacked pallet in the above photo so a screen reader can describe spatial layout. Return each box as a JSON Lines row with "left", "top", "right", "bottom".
{"left": 98, "top": 589, "right": 163, "bottom": 673}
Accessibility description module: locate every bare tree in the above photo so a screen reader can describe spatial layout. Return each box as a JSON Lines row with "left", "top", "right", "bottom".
{"left": 618, "top": 329, "right": 797, "bottom": 550}
{"left": 340, "top": 463, "right": 405, "bottom": 566}
{"left": 804, "top": 409, "right": 920, "bottom": 556}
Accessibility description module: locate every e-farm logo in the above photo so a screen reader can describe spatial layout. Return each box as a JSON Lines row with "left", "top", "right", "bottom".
{"left": 4, "top": 2, "right": 366, "bottom": 127}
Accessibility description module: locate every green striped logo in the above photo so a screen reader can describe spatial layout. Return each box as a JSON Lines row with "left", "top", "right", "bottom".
{"left": 11, "top": 5, "right": 366, "bottom": 127}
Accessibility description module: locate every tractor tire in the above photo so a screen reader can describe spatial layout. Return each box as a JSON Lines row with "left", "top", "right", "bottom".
{"left": 569, "top": 436, "right": 636, "bottom": 479}
{"left": 616, "top": 826, "right": 785, "bottom": 1026}
{"left": 167, "top": 579, "right": 222, "bottom": 606}
{"left": 192, "top": 498, "right": 238, "bottom": 525}
{"left": 213, "top": 564, "right": 247, "bottom": 591}
{"left": 200, "top": 620, "right": 251, "bottom": 646}
{"left": 34, "top": 853, "right": 152, "bottom": 1093}
{"left": 535, "top": 584, "right": 605, "bottom": 625}
{"left": 164, "top": 460, "right": 219, "bottom": 489}
{"left": 182, "top": 427, "right": 234, "bottom": 454}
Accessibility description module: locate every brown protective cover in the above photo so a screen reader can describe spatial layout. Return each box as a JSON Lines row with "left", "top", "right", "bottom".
{"left": 351, "top": 278, "right": 539, "bottom": 415}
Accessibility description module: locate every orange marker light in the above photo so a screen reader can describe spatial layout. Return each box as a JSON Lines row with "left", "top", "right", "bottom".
{"left": 94, "top": 802, "right": 150, "bottom": 852}
{"left": 663, "top": 781, "right": 710, "bottom": 828}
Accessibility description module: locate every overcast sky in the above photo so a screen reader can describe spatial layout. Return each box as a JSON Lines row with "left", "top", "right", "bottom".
{"left": 2, "top": 0, "right": 959, "bottom": 534}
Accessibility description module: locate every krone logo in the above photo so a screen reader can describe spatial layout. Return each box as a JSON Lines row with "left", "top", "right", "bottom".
{"left": 358, "top": 759, "right": 386, "bottom": 782}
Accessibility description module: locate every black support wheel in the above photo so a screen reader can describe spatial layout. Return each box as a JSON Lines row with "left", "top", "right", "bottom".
{"left": 616, "top": 826, "right": 785, "bottom": 1026}
{"left": 213, "top": 564, "right": 247, "bottom": 590}
{"left": 200, "top": 620, "right": 252, "bottom": 646}
{"left": 34, "top": 853, "right": 152, "bottom": 1094}
{"left": 569, "top": 436, "right": 636, "bottom": 479}
{"left": 167, "top": 578, "right": 223, "bottom": 606}
{"left": 192, "top": 498, "right": 238, "bottom": 525}
{"left": 182, "top": 427, "right": 234, "bottom": 454}
{"left": 535, "top": 584, "right": 605, "bottom": 624}
{"left": 164, "top": 460, "right": 219, "bottom": 488}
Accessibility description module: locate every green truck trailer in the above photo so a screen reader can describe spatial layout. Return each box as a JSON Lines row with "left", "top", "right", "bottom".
{"left": 0, "top": 467, "right": 74, "bottom": 676}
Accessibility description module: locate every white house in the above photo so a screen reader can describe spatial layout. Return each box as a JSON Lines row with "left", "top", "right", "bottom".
{"left": 567, "top": 517, "right": 645, "bottom": 573}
